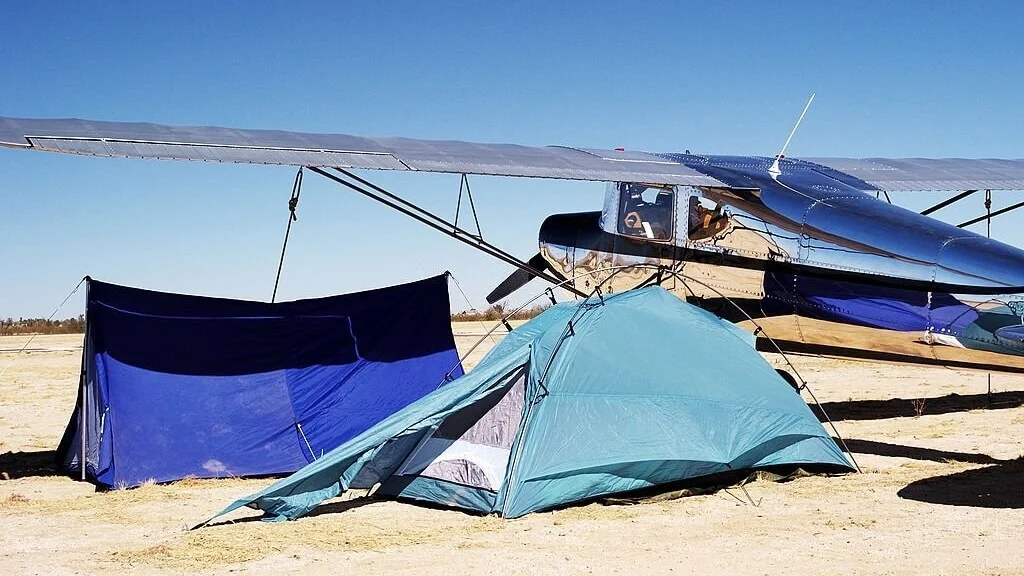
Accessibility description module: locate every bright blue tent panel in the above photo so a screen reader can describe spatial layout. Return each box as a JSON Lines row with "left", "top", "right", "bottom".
{"left": 58, "top": 275, "right": 462, "bottom": 488}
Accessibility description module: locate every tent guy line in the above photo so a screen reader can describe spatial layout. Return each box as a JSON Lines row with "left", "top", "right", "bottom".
{"left": 0, "top": 276, "right": 86, "bottom": 382}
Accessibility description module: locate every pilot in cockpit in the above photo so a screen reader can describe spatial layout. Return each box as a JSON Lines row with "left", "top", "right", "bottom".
{"left": 619, "top": 184, "right": 673, "bottom": 240}
{"left": 687, "top": 195, "right": 729, "bottom": 241}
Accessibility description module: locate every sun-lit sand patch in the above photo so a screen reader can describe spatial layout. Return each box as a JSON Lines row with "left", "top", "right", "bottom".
{"left": 2, "top": 329, "right": 1023, "bottom": 575}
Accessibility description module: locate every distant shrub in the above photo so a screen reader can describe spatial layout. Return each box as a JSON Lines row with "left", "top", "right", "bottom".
{"left": 451, "top": 303, "right": 550, "bottom": 322}
{"left": 0, "top": 315, "right": 85, "bottom": 336}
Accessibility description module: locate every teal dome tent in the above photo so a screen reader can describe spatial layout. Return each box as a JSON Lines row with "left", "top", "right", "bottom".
{"left": 205, "top": 286, "right": 852, "bottom": 523}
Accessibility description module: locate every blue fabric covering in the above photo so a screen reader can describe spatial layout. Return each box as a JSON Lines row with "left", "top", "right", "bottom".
{"left": 205, "top": 286, "right": 852, "bottom": 524}
{"left": 56, "top": 275, "right": 462, "bottom": 488}
{"left": 762, "top": 270, "right": 1024, "bottom": 355}
{"left": 762, "top": 270, "right": 966, "bottom": 332}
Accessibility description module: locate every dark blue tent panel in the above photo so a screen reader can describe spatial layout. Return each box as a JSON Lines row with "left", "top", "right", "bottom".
{"left": 57, "top": 275, "right": 463, "bottom": 488}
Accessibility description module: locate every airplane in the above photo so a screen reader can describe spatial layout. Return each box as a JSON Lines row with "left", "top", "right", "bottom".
{"left": 3, "top": 115, "right": 1024, "bottom": 375}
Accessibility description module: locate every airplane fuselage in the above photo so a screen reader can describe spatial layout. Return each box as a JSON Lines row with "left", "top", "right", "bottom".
{"left": 536, "top": 155, "right": 1024, "bottom": 372}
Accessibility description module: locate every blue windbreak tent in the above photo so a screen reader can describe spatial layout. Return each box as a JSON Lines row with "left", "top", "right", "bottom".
{"left": 206, "top": 286, "right": 852, "bottom": 522}
{"left": 57, "top": 275, "right": 463, "bottom": 488}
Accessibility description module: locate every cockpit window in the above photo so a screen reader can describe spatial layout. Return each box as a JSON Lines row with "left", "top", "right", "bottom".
{"left": 617, "top": 183, "right": 674, "bottom": 241}
{"left": 688, "top": 195, "right": 729, "bottom": 241}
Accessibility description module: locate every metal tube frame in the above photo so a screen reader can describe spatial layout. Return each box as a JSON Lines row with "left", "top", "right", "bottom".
{"left": 920, "top": 189, "right": 977, "bottom": 216}
{"left": 307, "top": 166, "right": 586, "bottom": 298}
{"left": 958, "top": 194, "right": 1024, "bottom": 228}
{"left": 453, "top": 173, "right": 484, "bottom": 240}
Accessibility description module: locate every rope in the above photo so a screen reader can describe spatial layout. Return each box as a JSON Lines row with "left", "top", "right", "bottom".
{"left": 447, "top": 272, "right": 499, "bottom": 348}
{"left": 295, "top": 421, "right": 317, "bottom": 461}
{"left": 271, "top": 167, "right": 304, "bottom": 303}
{"left": 0, "top": 276, "right": 88, "bottom": 382}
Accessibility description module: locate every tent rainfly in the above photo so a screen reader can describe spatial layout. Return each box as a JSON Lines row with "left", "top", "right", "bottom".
{"left": 58, "top": 275, "right": 462, "bottom": 488}
{"left": 206, "top": 286, "right": 853, "bottom": 522}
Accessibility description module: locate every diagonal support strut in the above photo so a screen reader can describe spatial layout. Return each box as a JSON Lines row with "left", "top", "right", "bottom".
{"left": 307, "top": 166, "right": 586, "bottom": 298}
{"left": 958, "top": 195, "right": 1024, "bottom": 229}
{"left": 920, "top": 189, "right": 977, "bottom": 216}
{"left": 454, "top": 173, "right": 484, "bottom": 240}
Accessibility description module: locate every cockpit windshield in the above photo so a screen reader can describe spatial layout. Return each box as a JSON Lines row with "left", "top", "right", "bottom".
{"left": 617, "top": 183, "right": 674, "bottom": 241}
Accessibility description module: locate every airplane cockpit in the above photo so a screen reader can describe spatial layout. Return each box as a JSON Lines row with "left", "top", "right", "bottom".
{"left": 687, "top": 195, "right": 729, "bottom": 241}
{"left": 605, "top": 182, "right": 731, "bottom": 245}
{"left": 615, "top": 183, "right": 675, "bottom": 241}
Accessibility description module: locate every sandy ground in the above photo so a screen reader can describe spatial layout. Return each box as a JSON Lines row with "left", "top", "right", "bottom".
{"left": 1, "top": 327, "right": 1023, "bottom": 575}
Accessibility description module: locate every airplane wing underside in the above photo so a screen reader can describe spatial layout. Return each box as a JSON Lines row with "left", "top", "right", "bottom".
{"left": 0, "top": 116, "right": 722, "bottom": 186}
{"left": 806, "top": 157, "right": 1024, "bottom": 192}
{"left": 2, "top": 116, "right": 1023, "bottom": 192}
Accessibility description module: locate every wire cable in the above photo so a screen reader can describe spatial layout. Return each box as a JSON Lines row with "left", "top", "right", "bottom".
{"left": 0, "top": 276, "right": 87, "bottom": 382}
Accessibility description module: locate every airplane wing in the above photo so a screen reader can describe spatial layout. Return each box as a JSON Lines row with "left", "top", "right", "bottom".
{"left": 4, "top": 116, "right": 1021, "bottom": 191}
{"left": 805, "top": 157, "right": 1024, "bottom": 192}
{"left": 0, "top": 116, "right": 723, "bottom": 187}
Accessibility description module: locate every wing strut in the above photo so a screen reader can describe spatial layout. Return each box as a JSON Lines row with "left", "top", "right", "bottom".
{"left": 920, "top": 189, "right": 977, "bottom": 216}
{"left": 453, "top": 174, "right": 484, "bottom": 240}
{"left": 958, "top": 191, "right": 1021, "bottom": 229}
{"left": 306, "top": 167, "right": 587, "bottom": 298}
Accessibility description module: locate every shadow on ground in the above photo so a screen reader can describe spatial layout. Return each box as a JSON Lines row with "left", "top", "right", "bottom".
{"left": 839, "top": 438, "right": 1024, "bottom": 509}
{"left": 200, "top": 496, "right": 381, "bottom": 528}
{"left": 814, "top": 391, "right": 1024, "bottom": 422}
{"left": 897, "top": 458, "right": 1024, "bottom": 509}
{"left": 0, "top": 450, "right": 61, "bottom": 479}
{"left": 843, "top": 438, "right": 1001, "bottom": 465}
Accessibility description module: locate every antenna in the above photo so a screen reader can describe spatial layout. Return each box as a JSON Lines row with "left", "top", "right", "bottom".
{"left": 768, "top": 93, "right": 815, "bottom": 178}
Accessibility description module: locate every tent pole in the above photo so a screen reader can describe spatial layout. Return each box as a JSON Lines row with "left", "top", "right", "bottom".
{"left": 79, "top": 373, "right": 86, "bottom": 480}
{"left": 79, "top": 280, "right": 90, "bottom": 481}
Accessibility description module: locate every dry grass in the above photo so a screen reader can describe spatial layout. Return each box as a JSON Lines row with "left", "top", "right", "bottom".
{"left": 0, "top": 476, "right": 269, "bottom": 525}
{"left": 0, "top": 492, "right": 30, "bottom": 506}
{"left": 109, "top": 512, "right": 505, "bottom": 570}
{"left": 544, "top": 501, "right": 645, "bottom": 523}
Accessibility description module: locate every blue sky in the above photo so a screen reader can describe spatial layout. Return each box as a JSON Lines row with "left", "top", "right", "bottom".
{"left": 3, "top": 1, "right": 1024, "bottom": 317}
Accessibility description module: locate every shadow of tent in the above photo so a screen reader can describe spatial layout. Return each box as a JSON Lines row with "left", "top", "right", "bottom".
{"left": 813, "top": 391, "right": 1024, "bottom": 422}
{"left": 200, "top": 495, "right": 382, "bottom": 529}
{"left": 841, "top": 438, "right": 1001, "bottom": 465}
{"left": 897, "top": 458, "right": 1024, "bottom": 509}
{"left": 0, "top": 450, "right": 61, "bottom": 480}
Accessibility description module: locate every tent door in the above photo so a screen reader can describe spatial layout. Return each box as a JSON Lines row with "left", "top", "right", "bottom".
{"left": 394, "top": 366, "right": 527, "bottom": 492}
